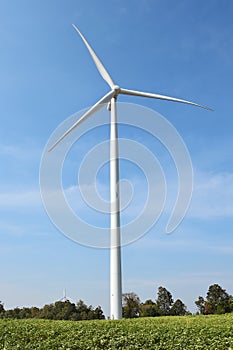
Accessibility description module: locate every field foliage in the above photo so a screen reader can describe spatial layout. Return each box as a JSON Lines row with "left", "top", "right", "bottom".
{"left": 0, "top": 314, "right": 233, "bottom": 349}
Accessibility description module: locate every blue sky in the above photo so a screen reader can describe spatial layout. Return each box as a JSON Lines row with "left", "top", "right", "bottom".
{"left": 1, "top": 0, "right": 233, "bottom": 316}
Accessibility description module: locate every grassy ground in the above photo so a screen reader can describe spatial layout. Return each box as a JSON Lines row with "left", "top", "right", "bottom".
{"left": 0, "top": 314, "right": 233, "bottom": 349}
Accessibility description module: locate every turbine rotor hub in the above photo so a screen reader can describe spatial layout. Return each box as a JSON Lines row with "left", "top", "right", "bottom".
{"left": 113, "top": 85, "right": 120, "bottom": 97}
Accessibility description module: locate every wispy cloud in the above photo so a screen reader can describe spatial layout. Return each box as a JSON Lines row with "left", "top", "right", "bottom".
{"left": 0, "top": 143, "right": 41, "bottom": 161}
{"left": 189, "top": 171, "right": 233, "bottom": 219}
{"left": 209, "top": 245, "right": 233, "bottom": 255}
{"left": 63, "top": 169, "right": 233, "bottom": 222}
{"left": 0, "top": 189, "right": 41, "bottom": 208}
{"left": 0, "top": 222, "right": 49, "bottom": 237}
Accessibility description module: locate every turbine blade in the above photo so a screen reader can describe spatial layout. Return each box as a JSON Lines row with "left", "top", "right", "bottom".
{"left": 72, "top": 24, "right": 115, "bottom": 89}
{"left": 120, "top": 88, "right": 213, "bottom": 111}
{"left": 48, "top": 90, "right": 115, "bottom": 152}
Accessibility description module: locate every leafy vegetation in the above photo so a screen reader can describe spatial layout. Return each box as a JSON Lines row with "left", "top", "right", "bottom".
{"left": 125, "top": 284, "right": 233, "bottom": 318}
{"left": 195, "top": 284, "right": 233, "bottom": 315}
{"left": 0, "top": 314, "right": 233, "bottom": 349}
{"left": 123, "top": 286, "right": 189, "bottom": 318}
{"left": 122, "top": 293, "right": 141, "bottom": 318}
{"left": 0, "top": 300, "right": 105, "bottom": 321}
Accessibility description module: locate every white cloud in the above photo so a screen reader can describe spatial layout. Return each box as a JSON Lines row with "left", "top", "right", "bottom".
{"left": 209, "top": 245, "right": 233, "bottom": 254}
{"left": 189, "top": 171, "right": 233, "bottom": 219}
{"left": 0, "top": 143, "right": 41, "bottom": 161}
{"left": 3, "top": 169, "right": 230, "bottom": 230}
{"left": 62, "top": 170, "right": 233, "bottom": 225}
{"left": 0, "top": 189, "right": 41, "bottom": 208}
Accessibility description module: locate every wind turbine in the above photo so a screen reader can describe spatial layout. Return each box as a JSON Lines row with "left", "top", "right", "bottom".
{"left": 49, "top": 25, "right": 212, "bottom": 320}
{"left": 59, "top": 288, "right": 69, "bottom": 302}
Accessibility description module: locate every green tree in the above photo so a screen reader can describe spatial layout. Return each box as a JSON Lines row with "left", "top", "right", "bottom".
{"left": 30, "top": 306, "right": 40, "bottom": 318}
{"left": 39, "top": 304, "right": 55, "bottom": 319}
{"left": 195, "top": 296, "right": 205, "bottom": 314}
{"left": 203, "top": 301, "right": 213, "bottom": 315}
{"left": 19, "top": 307, "right": 33, "bottom": 319}
{"left": 195, "top": 284, "right": 233, "bottom": 315}
{"left": 53, "top": 301, "right": 77, "bottom": 320}
{"left": 156, "top": 286, "right": 173, "bottom": 316}
{"left": 206, "top": 284, "right": 231, "bottom": 314}
{"left": 76, "top": 299, "right": 92, "bottom": 320}
{"left": 140, "top": 299, "right": 159, "bottom": 317}
{"left": 170, "top": 299, "right": 188, "bottom": 316}
{"left": 0, "top": 302, "right": 5, "bottom": 315}
{"left": 122, "top": 292, "right": 141, "bottom": 318}
{"left": 93, "top": 306, "right": 105, "bottom": 320}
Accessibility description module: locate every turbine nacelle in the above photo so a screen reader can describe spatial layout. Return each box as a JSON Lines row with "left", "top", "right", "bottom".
{"left": 113, "top": 85, "right": 120, "bottom": 97}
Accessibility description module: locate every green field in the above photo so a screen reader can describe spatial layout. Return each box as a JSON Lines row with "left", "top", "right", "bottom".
{"left": 0, "top": 314, "right": 233, "bottom": 349}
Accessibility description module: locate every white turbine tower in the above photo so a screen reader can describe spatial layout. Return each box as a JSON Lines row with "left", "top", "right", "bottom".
{"left": 49, "top": 25, "right": 212, "bottom": 320}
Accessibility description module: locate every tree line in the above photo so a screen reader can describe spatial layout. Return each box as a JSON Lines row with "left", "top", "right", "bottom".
{"left": 122, "top": 283, "right": 233, "bottom": 318}
{"left": 0, "top": 283, "right": 232, "bottom": 320}
{"left": 123, "top": 287, "right": 188, "bottom": 318}
{"left": 0, "top": 299, "right": 105, "bottom": 321}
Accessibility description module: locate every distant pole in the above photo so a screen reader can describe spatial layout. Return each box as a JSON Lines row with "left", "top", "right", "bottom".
{"left": 110, "top": 96, "right": 122, "bottom": 320}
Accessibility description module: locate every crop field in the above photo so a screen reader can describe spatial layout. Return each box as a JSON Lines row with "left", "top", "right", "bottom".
{"left": 0, "top": 314, "right": 233, "bottom": 350}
